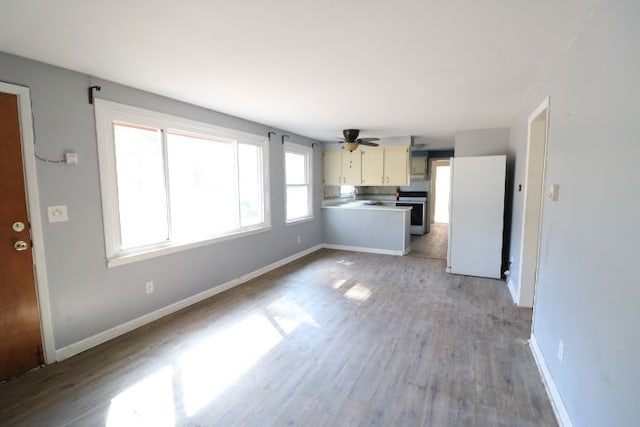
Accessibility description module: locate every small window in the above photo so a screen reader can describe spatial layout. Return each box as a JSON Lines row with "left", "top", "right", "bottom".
{"left": 95, "top": 99, "right": 270, "bottom": 267}
{"left": 284, "top": 142, "right": 313, "bottom": 222}
{"left": 340, "top": 185, "right": 355, "bottom": 197}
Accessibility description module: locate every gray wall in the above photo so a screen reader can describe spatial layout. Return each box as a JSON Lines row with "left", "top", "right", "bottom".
{"left": 454, "top": 127, "right": 509, "bottom": 157}
{"left": 0, "top": 52, "right": 323, "bottom": 350}
{"left": 508, "top": 2, "right": 640, "bottom": 425}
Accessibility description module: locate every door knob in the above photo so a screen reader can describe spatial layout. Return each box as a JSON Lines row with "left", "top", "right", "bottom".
{"left": 14, "top": 240, "right": 29, "bottom": 251}
{"left": 12, "top": 221, "right": 25, "bottom": 232}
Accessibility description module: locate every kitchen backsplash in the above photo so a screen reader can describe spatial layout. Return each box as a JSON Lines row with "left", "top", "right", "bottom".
{"left": 323, "top": 181, "right": 430, "bottom": 200}
{"left": 323, "top": 186, "right": 343, "bottom": 199}
{"left": 357, "top": 186, "right": 395, "bottom": 195}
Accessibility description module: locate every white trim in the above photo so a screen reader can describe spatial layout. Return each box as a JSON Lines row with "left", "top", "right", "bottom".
{"left": 507, "top": 277, "right": 519, "bottom": 305}
{"left": 322, "top": 244, "right": 405, "bottom": 257}
{"left": 517, "top": 96, "right": 550, "bottom": 307}
{"left": 284, "top": 141, "right": 314, "bottom": 223}
{"left": 55, "top": 244, "right": 323, "bottom": 361}
{"left": 285, "top": 216, "right": 314, "bottom": 226}
{"left": 529, "top": 334, "right": 573, "bottom": 427}
{"left": 0, "top": 82, "right": 56, "bottom": 364}
{"left": 94, "top": 98, "right": 271, "bottom": 267}
{"left": 107, "top": 225, "right": 273, "bottom": 268}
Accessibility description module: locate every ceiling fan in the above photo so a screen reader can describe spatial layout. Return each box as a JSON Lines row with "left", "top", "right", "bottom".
{"left": 338, "top": 129, "right": 380, "bottom": 152}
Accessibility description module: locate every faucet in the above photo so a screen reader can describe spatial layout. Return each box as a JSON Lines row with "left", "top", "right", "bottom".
{"left": 352, "top": 187, "right": 358, "bottom": 202}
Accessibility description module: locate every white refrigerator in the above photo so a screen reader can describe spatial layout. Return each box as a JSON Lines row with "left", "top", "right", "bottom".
{"left": 447, "top": 155, "right": 506, "bottom": 279}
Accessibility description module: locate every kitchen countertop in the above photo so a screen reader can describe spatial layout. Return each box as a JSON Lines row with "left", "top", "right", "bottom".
{"left": 322, "top": 199, "right": 411, "bottom": 212}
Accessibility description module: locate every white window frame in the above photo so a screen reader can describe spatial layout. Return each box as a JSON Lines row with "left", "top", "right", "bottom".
{"left": 94, "top": 99, "right": 271, "bottom": 267}
{"left": 284, "top": 142, "right": 313, "bottom": 223}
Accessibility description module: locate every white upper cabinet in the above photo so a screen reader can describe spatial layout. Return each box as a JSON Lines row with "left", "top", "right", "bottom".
{"left": 323, "top": 149, "right": 362, "bottom": 185}
{"left": 383, "top": 146, "right": 410, "bottom": 186}
{"left": 361, "top": 147, "right": 384, "bottom": 185}
{"left": 342, "top": 150, "right": 362, "bottom": 184}
{"left": 324, "top": 146, "right": 409, "bottom": 186}
{"left": 323, "top": 149, "right": 343, "bottom": 185}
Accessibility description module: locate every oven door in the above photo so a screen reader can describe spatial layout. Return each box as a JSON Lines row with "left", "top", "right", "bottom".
{"left": 396, "top": 202, "right": 426, "bottom": 235}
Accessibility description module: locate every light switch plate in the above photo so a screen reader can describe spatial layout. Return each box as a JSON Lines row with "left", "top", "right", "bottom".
{"left": 47, "top": 205, "right": 69, "bottom": 223}
{"left": 548, "top": 184, "right": 559, "bottom": 201}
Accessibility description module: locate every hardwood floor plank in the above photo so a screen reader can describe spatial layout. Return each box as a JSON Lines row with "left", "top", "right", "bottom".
{"left": 0, "top": 249, "right": 556, "bottom": 426}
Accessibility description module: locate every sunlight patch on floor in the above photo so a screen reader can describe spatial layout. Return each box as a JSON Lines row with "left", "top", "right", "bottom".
{"left": 267, "top": 297, "right": 320, "bottom": 333}
{"left": 106, "top": 365, "right": 175, "bottom": 427}
{"left": 180, "top": 313, "right": 283, "bottom": 416}
{"left": 332, "top": 279, "right": 347, "bottom": 289}
{"left": 344, "top": 283, "right": 372, "bottom": 302}
{"left": 106, "top": 299, "right": 320, "bottom": 422}
{"left": 180, "top": 298, "right": 320, "bottom": 416}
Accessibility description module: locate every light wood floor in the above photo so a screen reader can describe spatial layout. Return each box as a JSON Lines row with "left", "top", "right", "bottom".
{"left": 409, "top": 223, "right": 449, "bottom": 260}
{"left": 0, "top": 249, "right": 556, "bottom": 426}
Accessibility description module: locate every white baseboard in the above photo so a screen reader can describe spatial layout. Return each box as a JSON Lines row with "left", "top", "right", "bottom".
{"left": 507, "top": 277, "right": 519, "bottom": 305}
{"left": 529, "top": 334, "right": 573, "bottom": 427}
{"left": 322, "top": 244, "right": 405, "bottom": 256}
{"left": 55, "top": 244, "right": 323, "bottom": 361}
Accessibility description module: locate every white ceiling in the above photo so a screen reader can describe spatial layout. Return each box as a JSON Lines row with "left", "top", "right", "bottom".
{"left": 1, "top": 0, "right": 599, "bottom": 145}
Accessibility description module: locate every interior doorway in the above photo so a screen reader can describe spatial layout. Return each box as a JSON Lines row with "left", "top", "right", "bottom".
{"left": 431, "top": 160, "right": 451, "bottom": 224}
{"left": 516, "top": 97, "right": 550, "bottom": 308}
{"left": 408, "top": 158, "right": 451, "bottom": 260}
{"left": 0, "top": 82, "right": 54, "bottom": 378}
{"left": 430, "top": 159, "right": 451, "bottom": 224}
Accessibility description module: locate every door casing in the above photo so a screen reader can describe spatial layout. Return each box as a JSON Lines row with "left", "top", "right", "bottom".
{"left": 0, "top": 81, "right": 55, "bottom": 364}
{"left": 516, "top": 96, "right": 550, "bottom": 309}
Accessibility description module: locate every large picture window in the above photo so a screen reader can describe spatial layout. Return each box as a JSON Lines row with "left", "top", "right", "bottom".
{"left": 95, "top": 100, "right": 270, "bottom": 267}
{"left": 284, "top": 142, "right": 313, "bottom": 222}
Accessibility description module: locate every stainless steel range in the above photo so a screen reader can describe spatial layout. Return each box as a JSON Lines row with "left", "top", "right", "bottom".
{"left": 396, "top": 191, "right": 429, "bottom": 235}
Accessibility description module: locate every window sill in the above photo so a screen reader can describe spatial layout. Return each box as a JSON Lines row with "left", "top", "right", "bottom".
{"left": 285, "top": 216, "right": 314, "bottom": 225}
{"left": 106, "top": 225, "right": 273, "bottom": 268}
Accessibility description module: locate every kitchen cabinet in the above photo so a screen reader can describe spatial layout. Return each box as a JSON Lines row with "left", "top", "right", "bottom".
{"left": 411, "top": 155, "right": 427, "bottom": 176}
{"left": 323, "top": 149, "right": 362, "bottom": 185}
{"left": 384, "top": 146, "right": 410, "bottom": 185}
{"left": 324, "top": 146, "right": 409, "bottom": 186}
{"left": 323, "top": 149, "right": 343, "bottom": 185}
{"left": 360, "top": 147, "right": 384, "bottom": 185}
{"left": 343, "top": 150, "right": 362, "bottom": 184}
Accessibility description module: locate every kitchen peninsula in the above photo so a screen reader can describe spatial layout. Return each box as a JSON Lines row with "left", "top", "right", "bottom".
{"left": 322, "top": 200, "right": 411, "bottom": 255}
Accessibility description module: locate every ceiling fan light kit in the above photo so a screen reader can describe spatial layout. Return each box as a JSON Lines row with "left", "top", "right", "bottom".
{"left": 344, "top": 141, "right": 360, "bottom": 152}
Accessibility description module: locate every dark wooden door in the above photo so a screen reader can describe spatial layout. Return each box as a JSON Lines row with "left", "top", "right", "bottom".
{"left": 0, "top": 91, "right": 43, "bottom": 380}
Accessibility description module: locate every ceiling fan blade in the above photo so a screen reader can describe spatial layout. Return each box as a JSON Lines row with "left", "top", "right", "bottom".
{"left": 358, "top": 137, "right": 380, "bottom": 142}
{"left": 359, "top": 141, "right": 379, "bottom": 147}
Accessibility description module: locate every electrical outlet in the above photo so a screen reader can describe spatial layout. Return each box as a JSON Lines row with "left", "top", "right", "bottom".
{"left": 558, "top": 339, "right": 564, "bottom": 363}
{"left": 297, "top": 235, "right": 301, "bottom": 244}
{"left": 145, "top": 281, "right": 154, "bottom": 294}
{"left": 65, "top": 152, "right": 79, "bottom": 164}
